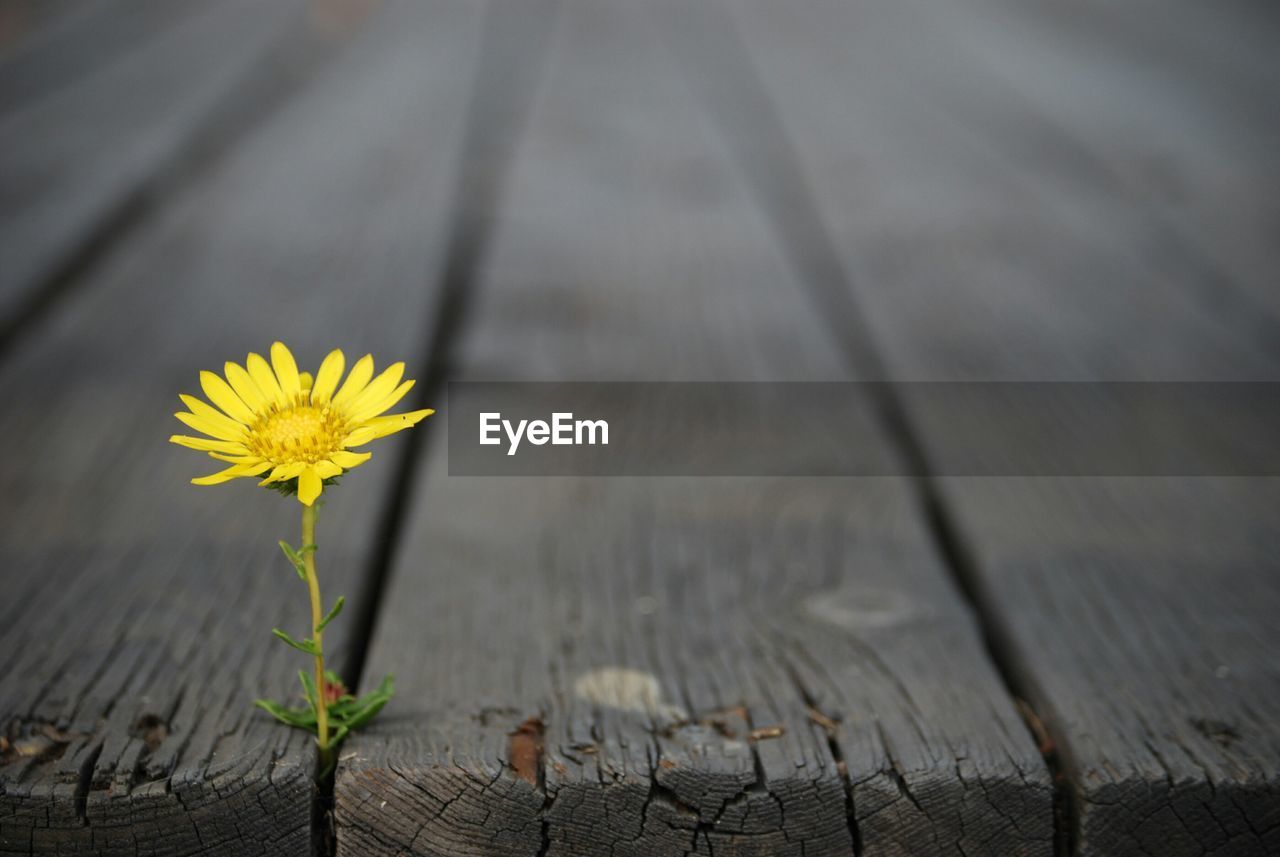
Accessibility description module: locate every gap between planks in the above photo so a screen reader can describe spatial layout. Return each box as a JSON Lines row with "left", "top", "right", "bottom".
{"left": 324, "top": 0, "right": 564, "bottom": 855}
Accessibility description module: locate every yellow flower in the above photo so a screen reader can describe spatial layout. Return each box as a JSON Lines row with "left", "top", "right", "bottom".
{"left": 170, "top": 342, "right": 433, "bottom": 506}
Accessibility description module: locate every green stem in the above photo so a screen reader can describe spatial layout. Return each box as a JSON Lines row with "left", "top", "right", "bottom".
{"left": 301, "top": 503, "right": 330, "bottom": 756}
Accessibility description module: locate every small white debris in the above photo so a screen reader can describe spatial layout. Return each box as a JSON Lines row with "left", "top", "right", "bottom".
{"left": 573, "top": 667, "right": 686, "bottom": 721}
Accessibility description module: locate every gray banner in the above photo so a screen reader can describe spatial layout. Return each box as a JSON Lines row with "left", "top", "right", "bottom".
{"left": 445, "top": 382, "right": 1280, "bottom": 476}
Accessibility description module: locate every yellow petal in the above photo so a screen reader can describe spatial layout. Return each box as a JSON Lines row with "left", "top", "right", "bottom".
{"left": 299, "top": 371, "right": 314, "bottom": 392}
{"left": 247, "top": 352, "right": 285, "bottom": 406}
{"left": 175, "top": 411, "right": 244, "bottom": 442}
{"left": 191, "top": 463, "right": 267, "bottom": 485}
{"left": 346, "top": 362, "right": 404, "bottom": 417}
{"left": 330, "top": 450, "right": 372, "bottom": 469}
{"left": 224, "top": 361, "right": 268, "bottom": 411}
{"left": 331, "top": 354, "right": 374, "bottom": 408}
{"left": 314, "top": 460, "right": 342, "bottom": 479}
{"left": 200, "top": 371, "right": 256, "bottom": 424}
{"left": 271, "top": 342, "right": 301, "bottom": 399}
{"left": 342, "top": 426, "right": 377, "bottom": 447}
{"left": 310, "top": 349, "right": 345, "bottom": 405}
{"left": 348, "top": 379, "right": 415, "bottom": 424}
{"left": 363, "top": 408, "right": 435, "bottom": 440}
{"left": 191, "top": 468, "right": 241, "bottom": 485}
{"left": 179, "top": 394, "right": 248, "bottom": 433}
{"left": 208, "top": 453, "right": 265, "bottom": 465}
{"left": 259, "top": 462, "right": 307, "bottom": 485}
{"left": 170, "top": 435, "right": 250, "bottom": 454}
{"left": 297, "top": 467, "right": 322, "bottom": 506}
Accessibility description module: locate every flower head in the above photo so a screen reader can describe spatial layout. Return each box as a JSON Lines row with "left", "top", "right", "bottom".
{"left": 171, "top": 342, "right": 433, "bottom": 505}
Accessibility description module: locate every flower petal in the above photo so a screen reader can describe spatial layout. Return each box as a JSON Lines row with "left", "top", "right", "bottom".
{"left": 310, "top": 349, "right": 345, "bottom": 405}
{"left": 363, "top": 408, "right": 435, "bottom": 440}
{"left": 297, "top": 467, "right": 323, "bottom": 506}
{"left": 191, "top": 463, "right": 266, "bottom": 485}
{"left": 170, "top": 435, "right": 250, "bottom": 454}
{"left": 348, "top": 379, "right": 414, "bottom": 423}
{"left": 271, "top": 342, "right": 302, "bottom": 399}
{"left": 330, "top": 450, "right": 372, "bottom": 469}
{"left": 178, "top": 395, "right": 248, "bottom": 438}
{"left": 208, "top": 453, "right": 266, "bottom": 465}
{"left": 346, "top": 362, "right": 404, "bottom": 417}
{"left": 341, "top": 426, "right": 377, "bottom": 447}
{"left": 200, "top": 371, "right": 256, "bottom": 424}
{"left": 259, "top": 462, "right": 307, "bottom": 485}
{"left": 175, "top": 411, "right": 244, "bottom": 442}
{"left": 224, "top": 361, "right": 268, "bottom": 412}
{"left": 247, "top": 352, "right": 286, "bottom": 406}
{"left": 314, "top": 460, "right": 342, "bottom": 479}
{"left": 331, "top": 354, "right": 374, "bottom": 408}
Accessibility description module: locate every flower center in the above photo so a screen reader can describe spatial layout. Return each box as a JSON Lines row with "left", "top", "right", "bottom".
{"left": 250, "top": 403, "right": 346, "bottom": 464}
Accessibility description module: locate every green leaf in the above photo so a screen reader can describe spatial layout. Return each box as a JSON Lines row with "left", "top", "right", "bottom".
{"left": 272, "top": 627, "right": 321, "bottom": 656}
{"left": 254, "top": 698, "right": 317, "bottom": 730}
{"left": 333, "top": 674, "right": 395, "bottom": 732}
{"left": 278, "top": 541, "right": 306, "bottom": 581}
{"left": 316, "top": 596, "right": 345, "bottom": 633}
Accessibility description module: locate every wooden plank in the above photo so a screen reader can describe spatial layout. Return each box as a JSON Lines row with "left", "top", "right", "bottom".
{"left": 724, "top": 0, "right": 1280, "bottom": 853}
{"left": 334, "top": 3, "right": 1054, "bottom": 855}
{"left": 0, "top": 2, "right": 484, "bottom": 852}
{"left": 0, "top": 0, "right": 210, "bottom": 117}
{"left": 0, "top": 0, "right": 83, "bottom": 58}
{"left": 0, "top": 0, "right": 323, "bottom": 347}
{"left": 874, "top": 0, "right": 1280, "bottom": 355}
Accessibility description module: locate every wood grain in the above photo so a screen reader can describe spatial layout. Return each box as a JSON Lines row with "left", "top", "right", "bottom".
{"left": 725, "top": 0, "right": 1280, "bottom": 852}
{"left": 0, "top": 2, "right": 483, "bottom": 852}
{"left": 0, "top": 0, "right": 330, "bottom": 344}
{"left": 0, "top": 0, "right": 211, "bottom": 118}
{"left": 334, "top": 3, "right": 1053, "bottom": 855}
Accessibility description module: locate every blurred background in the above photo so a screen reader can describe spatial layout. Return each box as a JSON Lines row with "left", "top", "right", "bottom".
{"left": 1, "top": 0, "right": 1279, "bottom": 854}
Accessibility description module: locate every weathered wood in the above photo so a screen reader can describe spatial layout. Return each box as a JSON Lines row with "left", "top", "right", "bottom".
{"left": 871, "top": 0, "right": 1280, "bottom": 359}
{"left": 0, "top": 0, "right": 210, "bottom": 118}
{"left": 0, "top": 1, "right": 84, "bottom": 58}
{"left": 725, "top": 0, "right": 1280, "bottom": 852}
{"left": 937, "top": 0, "right": 1280, "bottom": 331}
{"left": 0, "top": 0, "right": 325, "bottom": 344}
{"left": 334, "top": 3, "right": 1053, "bottom": 855}
{"left": 0, "top": 2, "right": 484, "bottom": 852}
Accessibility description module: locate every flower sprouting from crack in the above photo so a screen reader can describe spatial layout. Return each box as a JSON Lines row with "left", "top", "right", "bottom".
{"left": 170, "top": 342, "right": 433, "bottom": 764}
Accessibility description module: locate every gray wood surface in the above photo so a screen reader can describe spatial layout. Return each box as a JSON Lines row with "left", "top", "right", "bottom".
{"left": 3, "top": 0, "right": 1277, "bottom": 852}
{"left": 0, "top": 2, "right": 483, "bottom": 852}
{"left": 334, "top": 3, "right": 1053, "bottom": 855}
{"left": 0, "top": 0, "right": 209, "bottom": 118}
{"left": 725, "top": 0, "right": 1280, "bottom": 853}
{"left": 877, "top": 0, "right": 1280, "bottom": 360}
{"left": 943, "top": 0, "right": 1280, "bottom": 331}
{"left": 0, "top": 0, "right": 336, "bottom": 348}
